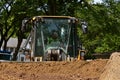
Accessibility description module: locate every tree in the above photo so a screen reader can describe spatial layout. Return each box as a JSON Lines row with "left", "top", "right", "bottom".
{"left": 76, "top": 0, "right": 120, "bottom": 54}
{"left": 0, "top": 0, "right": 16, "bottom": 50}
{"left": 12, "top": 0, "right": 40, "bottom": 60}
{"left": 0, "top": 0, "right": 96, "bottom": 60}
{"left": 1, "top": 0, "right": 120, "bottom": 60}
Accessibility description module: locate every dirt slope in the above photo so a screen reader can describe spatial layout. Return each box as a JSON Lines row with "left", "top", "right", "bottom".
{"left": 0, "top": 59, "right": 107, "bottom": 80}
{"left": 99, "top": 52, "right": 120, "bottom": 80}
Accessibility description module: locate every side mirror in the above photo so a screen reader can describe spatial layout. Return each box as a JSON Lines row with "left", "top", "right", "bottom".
{"left": 21, "top": 19, "right": 29, "bottom": 32}
{"left": 81, "top": 21, "right": 88, "bottom": 34}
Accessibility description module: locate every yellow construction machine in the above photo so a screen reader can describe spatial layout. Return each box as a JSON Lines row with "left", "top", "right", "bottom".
{"left": 21, "top": 16, "right": 87, "bottom": 61}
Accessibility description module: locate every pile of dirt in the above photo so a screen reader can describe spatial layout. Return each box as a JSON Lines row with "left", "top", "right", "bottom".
{"left": 99, "top": 52, "right": 120, "bottom": 80}
{"left": 0, "top": 59, "right": 107, "bottom": 80}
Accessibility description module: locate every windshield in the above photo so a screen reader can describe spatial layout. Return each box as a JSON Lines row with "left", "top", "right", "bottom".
{"left": 35, "top": 18, "right": 71, "bottom": 54}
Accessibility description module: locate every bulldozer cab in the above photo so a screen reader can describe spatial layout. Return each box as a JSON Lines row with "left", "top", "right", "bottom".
{"left": 22, "top": 16, "right": 87, "bottom": 61}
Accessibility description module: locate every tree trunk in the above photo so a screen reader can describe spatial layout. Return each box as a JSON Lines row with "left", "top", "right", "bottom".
{"left": 3, "top": 39, "right": 8, "bottom": 51}
{"left": 0, "top": 37, "right": 4, "bottom": 49}
{"left": 48, "top": 0, "right": 56, "bottom": 15}
{"left": 12, "top": 37, "right": 23, "bottom": 61}
{"left": 12, "top": 30, "right": 23, "bottom": 61}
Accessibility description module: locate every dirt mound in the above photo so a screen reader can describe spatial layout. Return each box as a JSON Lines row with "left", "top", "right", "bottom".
{"left": 99, "top": 52, "right": 120, "bottom": 80}
{"left": 0, "top": 59, "right": 107, "bottom": 80}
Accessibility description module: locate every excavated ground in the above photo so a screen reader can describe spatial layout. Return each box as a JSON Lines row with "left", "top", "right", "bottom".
{"left": 0, "top": 59, "right": 108, "bottom": 80}
{"left": 99, "top": 52, "right": 120, "bottom": 80}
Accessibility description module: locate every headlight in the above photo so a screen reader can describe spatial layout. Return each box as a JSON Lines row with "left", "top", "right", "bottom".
{"left": 47, "top": 50, "right": 51, "bottom": 54}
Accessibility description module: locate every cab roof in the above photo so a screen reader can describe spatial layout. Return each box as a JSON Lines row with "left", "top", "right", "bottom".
{"left": 32, "top": 16, "right": 76, "bottom": 19}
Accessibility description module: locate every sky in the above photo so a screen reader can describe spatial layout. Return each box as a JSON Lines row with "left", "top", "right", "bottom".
{"left": 94, "top": 0, "right": 102, "bottom": 3}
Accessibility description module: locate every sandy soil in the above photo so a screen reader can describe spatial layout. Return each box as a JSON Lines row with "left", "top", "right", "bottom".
{"left": 0, "top": 59, "right": 108, "bottom": 80}
{"left": 99, "top": 52, "right": 120, "bottom": 80}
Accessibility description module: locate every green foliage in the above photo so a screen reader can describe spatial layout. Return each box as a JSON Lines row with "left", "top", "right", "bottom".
{"left": 76, "top": 0, "right": 120, "bottom": 54}
{"left": 94, "top": 34, "right": 120, "bottom": 53}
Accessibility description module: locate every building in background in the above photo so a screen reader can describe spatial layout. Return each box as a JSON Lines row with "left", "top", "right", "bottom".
{"left": 1, "top": 38, "right": 27, "bottom": 53}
